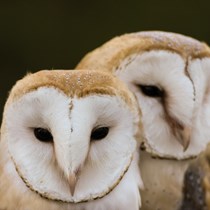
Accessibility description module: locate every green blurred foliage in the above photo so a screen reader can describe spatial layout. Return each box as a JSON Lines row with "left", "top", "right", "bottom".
{"left": 0, "top": 0, "right": 210, "bottom": 121}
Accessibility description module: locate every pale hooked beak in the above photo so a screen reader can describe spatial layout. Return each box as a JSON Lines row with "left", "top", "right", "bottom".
{"left": 69, "top": 171, "right": 79, "bottom": 196}
{"left": 175, "top": 126, "right": 191, "bottom": 151}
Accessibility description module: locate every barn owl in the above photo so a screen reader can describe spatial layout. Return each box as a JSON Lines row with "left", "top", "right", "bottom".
{"left": 76, "top": 31, "right": 210, "bottom": 210}
{"left": 0, "top": 70, "right": 144, "bottom": 210}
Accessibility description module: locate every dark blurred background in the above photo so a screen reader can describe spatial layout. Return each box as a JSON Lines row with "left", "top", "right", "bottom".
{"left": 1, "top": 0, "right": 210, "bottom": 121}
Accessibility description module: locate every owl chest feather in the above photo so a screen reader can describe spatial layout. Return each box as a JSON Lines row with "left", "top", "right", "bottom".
{"left": 139, "top": 150, "right": 194, "bottom": 210}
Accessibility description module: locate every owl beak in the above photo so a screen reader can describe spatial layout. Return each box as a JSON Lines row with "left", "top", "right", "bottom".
{"left": 176, "top": 126, "right": 191, "bottom": 151}
{"left": 69, "top": 172, "right": 78, "bottom": 196}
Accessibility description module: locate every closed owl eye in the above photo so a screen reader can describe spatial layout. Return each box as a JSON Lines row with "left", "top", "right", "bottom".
{"left": 91, "top": 127, "right": 109, "bottom": 141}
{"left": 34, "top": 128, "right": 53, "bottom": 142}
{"left": 137, "top": 85, "right": 164, "bottom": 97}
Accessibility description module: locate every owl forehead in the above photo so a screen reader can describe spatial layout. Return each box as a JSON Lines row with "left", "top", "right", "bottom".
{"left": 7, "top": 70, "right": 136, "bottom": 110}
{"left": 76, "top": 31, "right": 210, "bottom": 72}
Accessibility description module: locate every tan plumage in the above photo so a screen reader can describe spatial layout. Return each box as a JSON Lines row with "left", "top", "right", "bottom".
{"left": 77, "top": 31, "right": 210, "bottom": 72}
{"left": 76, "top": 31, "right": 210, "bottom": 210}
{"left": 5, "top": 70, "right": 137, "bottom": 108}
{"left": 0, "top": 70, "right": 143, "bottom": 210}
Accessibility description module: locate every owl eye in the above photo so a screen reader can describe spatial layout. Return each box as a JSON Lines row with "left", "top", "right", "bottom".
{"left": 138, "top": 85, "right": 164, "bottom": 97}
{"left": 34, "top": 128, "right": 53, "bottom": 142}
{"left": 91, "top": 127, "right": 109, "bottom": 141}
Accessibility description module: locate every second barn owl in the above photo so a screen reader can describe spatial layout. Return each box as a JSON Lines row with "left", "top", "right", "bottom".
{"left": 0, "top": 70, "right": 144, "bottom": 210}
{"left": 76, "top": 31, "right": 210, "bottom": 210}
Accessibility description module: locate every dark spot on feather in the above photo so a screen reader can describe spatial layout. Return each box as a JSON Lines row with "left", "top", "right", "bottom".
{"left": 179, "top": 165, "right": 207, "bottom": 210}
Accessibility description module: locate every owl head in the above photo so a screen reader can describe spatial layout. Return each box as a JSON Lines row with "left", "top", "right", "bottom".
{"left": 1, "top": 70, "right": 143, "bottom": 203}
{"left": 77, "top": 31, "right": 210, "bottom": 159}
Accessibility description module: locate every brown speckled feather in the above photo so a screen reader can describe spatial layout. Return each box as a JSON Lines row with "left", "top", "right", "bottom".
{"left": 6, "top": 70, "right": 136, "bottom": 109}
{"left": 76, "top": 31, "right": 210, "bottom": 72}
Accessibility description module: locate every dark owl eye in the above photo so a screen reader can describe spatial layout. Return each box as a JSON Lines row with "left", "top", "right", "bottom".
{"left": 91, "top": 127, "right": 109, "bottom": 141}
{"left": 138, "top": 85, "right": 164, "bottom": 97}
{"left": 34, "top": 128, "right": 53, "bottom": 142}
